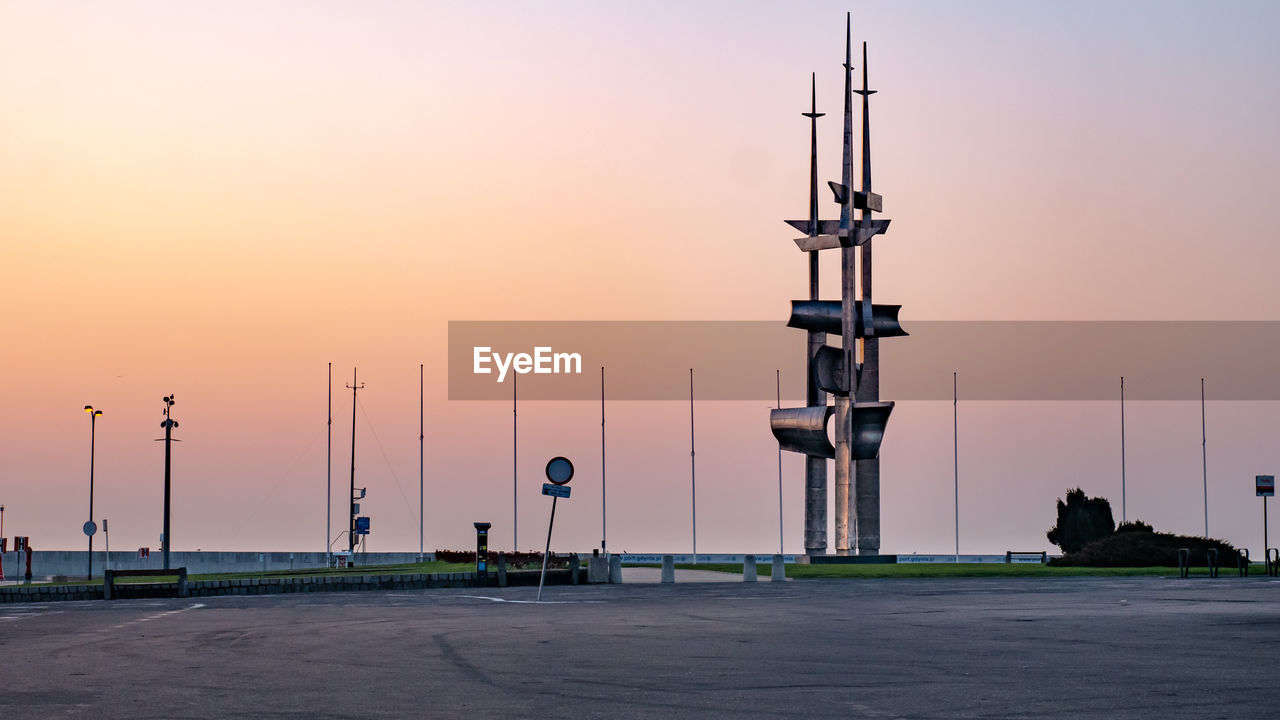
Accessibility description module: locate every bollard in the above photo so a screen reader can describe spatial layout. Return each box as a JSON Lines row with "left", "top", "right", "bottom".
{"left": 743, "top": 555, "right": 757, "bottom": 582}
{"left": 1177, "top": 548, "right": 1190, "bottom": 579}
{"left": 660, "top": 555, "right": 675, "bottom": 583}
{"left": 178, "top": 568, "right": 189, "bottom": 598}
{"left": 1239, "top": 548, "right": 1250, "bottom": 577}
{"left": 1206, "top": 548, "right": 1219, "bottom": 579}
{"left": 609, "top": 554, "right": 623, "bottom": 584}
{"left": 497, "top": 555, "right": 508, "bottom": 588}
{"left": 587, "top": 555, "right": 610, "bottom": 583}
{"left": 1269, "top": 548, "right": 1279, "bottom": 578}
{"left": 103, "top": 569, "right": 114, "bottom": 601}
{"left": 771, "top": 554, "right": 786, "bottom": 582}
{"left": 569, "top": 553, "right": 580, "bottom": 585}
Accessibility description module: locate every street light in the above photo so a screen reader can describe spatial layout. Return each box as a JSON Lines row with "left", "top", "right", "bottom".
{"left": 158, "top": 395, "right": 178, "bottom": 571}
{"left": 84, "top": 405, "right": 103, "bottom": 580}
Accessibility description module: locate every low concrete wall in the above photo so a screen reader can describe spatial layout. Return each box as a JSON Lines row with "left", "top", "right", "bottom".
{"left": 616, "top": 554, "right": 800, "bottom": 565}
{"left": 0, "top": 551, "right": 435, "bottom": 581}
{"left": 0, "top": 567, "right": 580, "bottom": 604}
{"left": 895, "top": 554, "right": 1050, "bottom": 564}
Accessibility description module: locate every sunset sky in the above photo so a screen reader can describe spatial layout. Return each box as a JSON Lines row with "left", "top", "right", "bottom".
{"left": 2, "top": 1, "right": 1279, "bottom": 556}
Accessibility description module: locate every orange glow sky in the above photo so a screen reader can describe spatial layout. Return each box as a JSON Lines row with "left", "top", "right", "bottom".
{"left": 3, "top": 1, "right": 1279, "bottom": 554}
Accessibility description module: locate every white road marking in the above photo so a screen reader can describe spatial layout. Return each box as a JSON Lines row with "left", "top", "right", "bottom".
{"left": 111, "top": 603, "right": 206, "bottom": 630}
{"left": 0, "top": 610, "right": 63, "bottom": 623}
{"left": 455, "top": 595, "right": 578, "bottom": 604}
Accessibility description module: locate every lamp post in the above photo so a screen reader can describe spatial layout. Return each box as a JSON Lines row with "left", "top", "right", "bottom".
{"left": 159, "top": 396, "right": 178, "bottom": 570}
{"left": 84, "top": 405, "right": 103, "bottom": 580}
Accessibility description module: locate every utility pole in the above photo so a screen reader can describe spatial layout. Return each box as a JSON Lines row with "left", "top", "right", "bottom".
{"left": 347, "top": 369, "right": 364, "bottom": 554}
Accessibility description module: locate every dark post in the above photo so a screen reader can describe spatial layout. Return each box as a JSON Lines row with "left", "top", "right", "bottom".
{"left": 326, "top": 362, "right": 332, "bottom": 564}
{"left": 346, "top": 369, "right": 364, "bottom": 554}
{"left": 474, "top": 522, "right": 491, "bottom": 582}
{"left": 85, "top": 405, "right": 102, "bottom": 580}
{"left": 513, "top": 374, "right": 518, "bottom": 551}
{"left": 689, "top": 368, "right": 697, "bottom": 563}
{"left": 419, "top": 363, "right": 424, "bottom": 561}
{"left": 537, "top": 497, "right": 558, "bottom": 600}
{"left": 601, "top": 365, "right": 606, "bottom": 555}
{"left": 160, "top": 396, "right": 177, "bottom": 571}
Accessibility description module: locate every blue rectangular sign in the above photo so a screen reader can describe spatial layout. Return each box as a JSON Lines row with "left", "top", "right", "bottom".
{"left": 355, "top": 516, "right": 371, "bottom": 534}
{"left": 542, "top": 483, "right": 571, "bottom": 498}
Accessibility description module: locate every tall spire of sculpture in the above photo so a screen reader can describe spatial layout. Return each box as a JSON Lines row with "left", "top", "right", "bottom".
{"left": 833, "top": 11, "right": 857, "bottom": 555}
{"left": 839, "top": 12, "right": 854, "bottom": 233}
{"left": 801, "top": 72, "right": 828, "bottom": 555}
{"left": 853, "top": 39, "right": 883, "bottom": 556}
{"left": 803, "top": 73, "right": 824, "bottom": 243}
{"left": 855, "top": 42, "right": 876, "bottom": 191}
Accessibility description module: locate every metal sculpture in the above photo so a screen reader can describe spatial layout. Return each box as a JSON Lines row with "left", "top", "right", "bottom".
{"left": 770, "top": 13, "right": 905, "bottom": 556}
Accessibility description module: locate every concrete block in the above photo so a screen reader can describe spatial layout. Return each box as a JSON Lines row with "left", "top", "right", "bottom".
{"left": 771, "top": 555, "right": 786, "bottom": 582}
{"left": 661, "top": 555, "right": 675, "bottom": 584}
{"left": 609, "top": 555, "right": 623, "bottom": 584}
{"left": 587, "top": 556, "right": 610, "bottom": 583}
{"left": 743, "top": 555, "right": 757, "bottom": 582}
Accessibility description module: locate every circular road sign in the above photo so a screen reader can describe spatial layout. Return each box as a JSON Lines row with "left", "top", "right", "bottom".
{"left": 83, "top": 520, "right": 97, "bottom": 537}
{"left": 545, "top": 456, "right": 574, "bottom": 485}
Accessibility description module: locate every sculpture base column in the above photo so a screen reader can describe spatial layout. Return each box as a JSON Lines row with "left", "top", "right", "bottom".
{"left": 854, "top": 457, "right": 880, "bottom": 555}
{"left": 804, "top": 455, "right": 828, "bottom": 555}
{"left": 833, "top": 396, "right": 851, "bottom": 555}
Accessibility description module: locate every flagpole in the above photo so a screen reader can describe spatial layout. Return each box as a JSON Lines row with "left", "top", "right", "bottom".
{"left": 953, "top": 371, "right": 959, "bottom": 563}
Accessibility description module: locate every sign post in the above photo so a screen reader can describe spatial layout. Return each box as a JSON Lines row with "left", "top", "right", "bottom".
{"left": 538, "top": 457, "right": 574, "bottom": 602}
{"left": 82, "top": 520, "right": 96, "bottom": 580}
{"left": 1259, "top": 475, "right": 1274, "bottom": 573}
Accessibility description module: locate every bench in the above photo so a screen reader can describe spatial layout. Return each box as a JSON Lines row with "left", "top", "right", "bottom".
{"left": 1005, "top": 551, "right": 1048, "bottom": 564}
{"left": 103, "top": 567, "right": 188, "bottom": 600}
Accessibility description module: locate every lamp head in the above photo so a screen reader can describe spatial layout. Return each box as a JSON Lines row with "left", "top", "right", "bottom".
{"left": 84, "top": 405, "right": 93, "bottom": 413}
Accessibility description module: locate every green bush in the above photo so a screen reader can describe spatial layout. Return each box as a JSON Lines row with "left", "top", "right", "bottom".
{"left": 1046, "top": 488, "right": 1116, "bottom": 553}
{"left": 1050, "top": 530, "right": 1245, "bottom": 568}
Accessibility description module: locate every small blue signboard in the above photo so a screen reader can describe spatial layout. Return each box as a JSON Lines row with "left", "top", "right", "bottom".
{"left": 355, "top": 516, "right": 371, "bottom": 535}
{"left": 542, "top": 483, "right": 571, "bottom": 499}
{"left": 1259, "top": 475, "right": 1275, "bottom": 497}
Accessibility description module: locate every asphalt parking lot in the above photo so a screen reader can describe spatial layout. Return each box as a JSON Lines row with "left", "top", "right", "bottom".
{"left": 1, "top": 575, "right": 1277, "bottom": 719}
